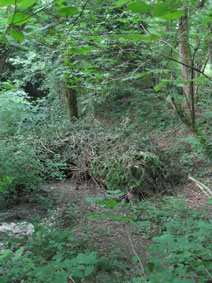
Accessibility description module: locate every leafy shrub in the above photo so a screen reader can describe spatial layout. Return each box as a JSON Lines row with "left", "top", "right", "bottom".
{"left": 132, "top": 197, "right": 212, "bottom": 282}
{"left": 0, "top": 225, "right": 98, "bottom": 282}
{"left": 0, "top": 139, "right": 43, "bottom": 202}
{"left": 91, "top": 148, "right": 182, "bottom": 198}
{"left": 0, "top": 88, "right": 32, "bottom": 137}
{"left": 0, "top": 89, "right": 66, "bottom": 202}
{"left": 30, "top": 117, "right": 184, "bottom": 199}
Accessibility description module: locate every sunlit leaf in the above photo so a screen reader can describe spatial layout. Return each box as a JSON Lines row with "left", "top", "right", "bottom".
{"left": 78, "top": 46, "right": 93, "bottom": 54}
{"left": 162, "top": 10, "right": 184, "bottom": 20}
{"left": 152, "top": 0, "right": 180, "bottom": 17}
{"left": 10, "top": 29, "right": 24, "bottom": 43}
{"left": 114, "top": 33, "right": 158, "bottom": 42}
{"left": 1, "top": 83, "right": 16, "bottom": 89}
{"left": 0, "top": 0, "right": 15, "bottom": 7}
{"left": 154, "top": 85, "right": 161, "bottom": 92}
{"left": 100, "top": 200, "right": 118, "bottom": 207}
{"left": 18, "top": 0, "right": 37, "bottom": 9}
{"left": 112, "top": 0, "right": 129, "bottom": 8}
{"left": 8, "top": 12, "right": 31, "bottom": 26}
{"left": 57, "top": 6, "right": 78, "bottom": 17}
{"left": 15, "top": 247, "right": 24, "bottom": 254}
{"left": 0, "top": 249, "right": 10, "bottom": 259}
{"left": 5, "top": 35, "right": 28, "bottom": 50}
{"left": 126, "top": 1, "right": 152, "bottom": 14}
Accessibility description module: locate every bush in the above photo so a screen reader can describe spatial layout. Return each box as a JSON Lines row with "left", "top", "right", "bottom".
{"left": 0, "top": 224, "right": 98, "bottom": 282}
{"left": 132, "top": 197, "right": 212, "bottom": 282}
{"left": 32, "top": 118, "right": 184, "bottom": 199}
{"left": 0, "top": 139, "right": 43, "bottom": 202}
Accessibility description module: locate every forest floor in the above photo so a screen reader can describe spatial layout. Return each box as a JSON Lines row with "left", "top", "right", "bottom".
{"left": 1, "top": 171, "right": 211, "bottom": 282}
{"left": 1, "top": 127, "right": 212, "bottom": 282}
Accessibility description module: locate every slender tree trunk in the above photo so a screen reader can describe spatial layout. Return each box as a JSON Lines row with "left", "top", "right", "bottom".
{"left": 0, "top": 45, "right": 12, "bottom": 81}
{"left": 209, "top": 37, "right": 212, "bottom": 69}
{"left": 65, "top": 86, "right": 78, "bottom": 122}
{"left": 178, "top": 9, "right": 195, "bottom": 129}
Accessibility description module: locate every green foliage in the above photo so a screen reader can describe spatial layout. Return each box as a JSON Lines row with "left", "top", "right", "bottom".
{"left": 0, "top": 175, "right": 13, "bottom": 193}
{"left": 0, "top": 89, "right": 66, "bottom": 202}
{"left": 0, "top": 224, "right": 98, "bottom": 282}
{"left": 91, "top": 150, "right": 168, "bottom": 197}
{"left": 0, "top": 139, "right": 43, "bottom": 201}
{"left": 0, "top": 1, "right": 212, "bottom": 283}
{"left": 131, "top": 197, "right": 212, "bottom": 282}
{"left": 0, "top": 87, "right": 32, "bottom": 137}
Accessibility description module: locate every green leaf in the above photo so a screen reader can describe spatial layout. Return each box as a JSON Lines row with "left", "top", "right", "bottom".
{"left": 114, "top": 33, "right": 158, "bottom": 42}
{"left": 1, "top": 83, "right": 16, "bottom": 90}
{"left": 147, "top": 261, "right": 155, "bottom": 272}
{"left": 0, "top": 249, "right": 10, "bottom": 259}
{"left": 162, "top": 10, "right": 184, "bottom": 20}
{"left": 154, "top": 85, "right": 161, "bottom": 92}
{"left": 8, "top": 12, "right": 31, "bottom": 26}
{"left": 76, "top": 253, "right": 97, "bottom": 265}
{"left": 112, "top": 0, "right": 129, "bottom": 8}
{"left": 106, "top": 189, "right": 124, "bottom": 198}
{"left": 15, "top": 247, "right": 24, "bottom": 255}
{"left": 85, "top": 197, "right": 104, "bottom": 203}
{"left": 78, "top": 46, "right": 93, "bottom": 54}
{"left": 84, "top": 265, "right": 94, "bottom": 277}
{"left": 152, "top": 0, "right": 180, "bottom": 17}
{"left": 71, "top": 269, "right": 84, "bottom": 278}
{"left": 5, "top": 35, "right": 28, "bottom": 50}
{"left": 0, "top": 0, "right": 15, "bottom": 7}
{"left": 57, "top": 6, "right": 78, "bottom": 17}
{"left": 126, "top": 1, "right": 152, "bottom": 14}
{"left": 153, "top": 233, "right": 172, "bottom": 242}
{"left": 100, "top": 200, "right": 119, "bottom": 207}
{"left": 18, "top": 0, "right": 37, "bottom": 9}
{"left": 51, "top": 271, "right": 68, "bottom": 282}
{"left": 13, "top": 255, "right": 22, "bottom": 261}
{"left": 208, "top": 199, "right": 212, "bottom": 205}
{"left": 9, "top": 29, "right": 24, "bottom": 43}
{"left": 0, "top": 276, "right": 9, "bottom": 283}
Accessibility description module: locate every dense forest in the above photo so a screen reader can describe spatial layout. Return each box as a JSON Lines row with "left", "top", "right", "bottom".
{"left": 0, "top": 0, "right": 212, "bottom": 282}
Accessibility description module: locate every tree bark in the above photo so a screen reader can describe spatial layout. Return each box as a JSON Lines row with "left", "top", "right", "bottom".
{"left": 65, "top": 86, "right": 78, "bottom": 122}
{"left": 178, "top": 9, "right": 195, "bottom": 128}
{"left": 209, "top": 36, "right": 212, "bottom": 69}
{"left": 0, "top": 45, "right": 12, "bottom": 81}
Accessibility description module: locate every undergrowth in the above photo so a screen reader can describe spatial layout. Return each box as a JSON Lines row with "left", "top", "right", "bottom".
{"left": 1, "top": 196, "right": 211, "bottom": 282}
{"left": 0, "top": 86, "right": 185, "bottom": 203}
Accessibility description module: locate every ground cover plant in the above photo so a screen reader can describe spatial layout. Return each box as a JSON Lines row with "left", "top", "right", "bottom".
{"left": 0, "top": 0, "right": 212, "bottom": 282}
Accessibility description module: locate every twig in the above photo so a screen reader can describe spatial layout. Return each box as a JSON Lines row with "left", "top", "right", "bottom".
{"left": 69, "top": 275, "right": 76, "bottom": 283}
{"left": 162, "top": 55, "right": 211, "bottom": 81}
{"left": 69, "top": 0, "right": 90, "bottom": 31}
{"left": 188, "top": 175, "right": 212, "bottom": 198}
{"left": 40, "top": 141, "right": 55, "bottom": 154}
{"left": 125, "top": 226, "right": 147, "bottom": 281}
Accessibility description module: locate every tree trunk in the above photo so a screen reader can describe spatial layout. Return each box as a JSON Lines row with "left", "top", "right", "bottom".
{"left": 65, "top": 86, "right": 78, "bottom": 122}
{"left": 209, "top": 36, "right": 212, "bottom": 69}
{"left": 178, "top": 9, "right": 195, "bottom": 128}
{"left": 0, "top": 45, "right": 12, "bottom": 81}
